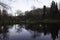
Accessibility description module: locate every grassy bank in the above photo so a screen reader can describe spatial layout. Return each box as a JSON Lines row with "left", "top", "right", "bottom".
{"left": 24, "top": 19, "right": 60, "bottom": 24}
{"left": 0, "top": 19, "right": 60, "bottom": 25}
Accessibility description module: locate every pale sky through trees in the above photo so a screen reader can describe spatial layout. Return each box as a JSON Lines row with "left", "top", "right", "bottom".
{"left": 0, "top": 0, "right": 60, "bottom": 15}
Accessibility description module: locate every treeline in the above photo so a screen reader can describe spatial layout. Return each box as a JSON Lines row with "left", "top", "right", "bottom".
{"left": 0, "top": 9, "right": 15, "bottom": 24}
{"left": 22, "top": 1, "right": 60, "bottom": 23}
{"left": 0, "top": 1, "right": 60, "bottom": 24}
{"left": 24, "top": 1, "right": 60, "bottom": 20}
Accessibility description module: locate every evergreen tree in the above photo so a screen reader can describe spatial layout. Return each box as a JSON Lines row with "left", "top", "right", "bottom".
{"left": 43, "top": 5, "right": 46, "bottom": 19}
{"left": 55, "top": 3, "right": 59, "bottom": 19}
{"left": 50, "top": 1, "right": 56, "bottom": 19}
{"left": 50, "top": 1, "right": 58, "bottom": 19}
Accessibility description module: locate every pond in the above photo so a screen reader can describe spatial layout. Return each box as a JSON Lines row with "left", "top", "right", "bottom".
{"left": 0, "top": 24, "right": 60, "bottom": 40}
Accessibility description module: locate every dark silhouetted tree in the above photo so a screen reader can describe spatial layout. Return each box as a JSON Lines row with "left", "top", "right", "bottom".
{"left": 50, "top": 1, "right": 56, "bottom": 18}
{"left": 43, "top": 5, "right": 46, "bottom": 19}
{"left": 55, "top": 3, "right": 59, "bottom": 19}
{"left": 50, "top": 1, "right": 59, "bottom": 19}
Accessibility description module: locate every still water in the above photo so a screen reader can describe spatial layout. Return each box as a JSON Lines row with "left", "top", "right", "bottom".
{"left": 0, "top": 24, "right": 60, "bottom": 40}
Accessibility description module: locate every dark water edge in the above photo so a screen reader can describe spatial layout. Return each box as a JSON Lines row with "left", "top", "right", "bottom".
{"left": 0, "top": 23, "right": 60, "bottom": 40}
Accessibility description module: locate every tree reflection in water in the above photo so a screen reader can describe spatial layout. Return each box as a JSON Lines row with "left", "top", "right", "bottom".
{"left": 0, "top": 24, "right": 9, "bottom": 40}
{"left": 0, "top": 24, "right": 59, "bottom": 40}
{"left": 16, "top": 24, "right": 23, "bottom": 33}
{"left": 25, "top": 23, "right": 60, "bottom": 40}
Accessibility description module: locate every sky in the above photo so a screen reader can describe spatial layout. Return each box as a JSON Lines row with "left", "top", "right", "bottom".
{"left": 0, "top": 0, "right": 60, "bottom": 15}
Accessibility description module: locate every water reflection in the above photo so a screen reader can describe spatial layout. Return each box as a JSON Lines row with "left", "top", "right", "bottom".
{"left": 0, "top": 24, "right": 60, "bottom": 40}
{"left": 25, "top": 23, "right": 60, "bottom": 40}
{"left": 0, "top": 25, "right": 9, "bottom": 40}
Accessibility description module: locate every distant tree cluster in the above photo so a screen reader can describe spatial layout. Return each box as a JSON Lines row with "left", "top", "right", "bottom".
{"left": 0, "top": 9, "right": 15, "bottom": 24}
{"left": 23, "top": 1, "right": 60, "bottom": 22}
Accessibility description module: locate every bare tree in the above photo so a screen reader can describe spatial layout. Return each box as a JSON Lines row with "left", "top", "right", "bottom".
{"left": 0, "top": 2, "right": 11, "bottom": 9}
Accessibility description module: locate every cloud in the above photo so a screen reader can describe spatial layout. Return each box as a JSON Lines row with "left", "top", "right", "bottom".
{"left": 0, "top": 0, "right": 60, "bottom": 16}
